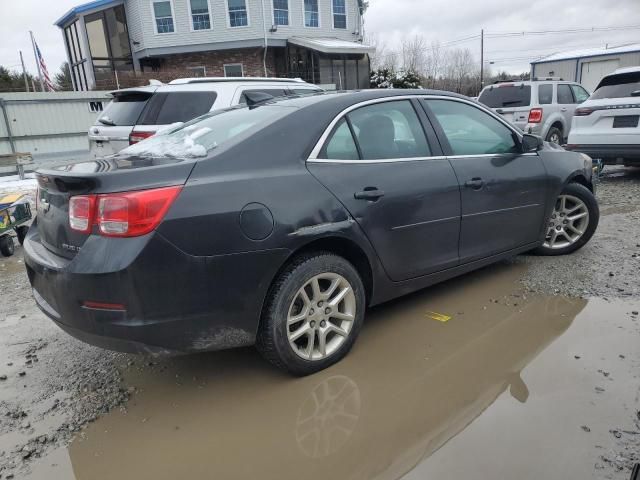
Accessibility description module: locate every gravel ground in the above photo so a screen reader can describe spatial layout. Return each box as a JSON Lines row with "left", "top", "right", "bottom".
{"left": 512, "top": 166, "right": 640, "bottom": 298}
{"left": 0, "top": 166, "right": 638, "bottom": 479}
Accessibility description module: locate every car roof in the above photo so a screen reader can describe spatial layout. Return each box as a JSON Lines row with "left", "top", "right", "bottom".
{"left": 168, "top": 77, "right": 308, "bottom": 85}
{"left": 611, "top": 66, "right": 640, "bottom": 75}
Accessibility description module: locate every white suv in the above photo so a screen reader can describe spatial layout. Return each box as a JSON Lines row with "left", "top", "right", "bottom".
{"left": 88, "top": 78, "right": 322, "bottom": 158}
{"left": 567, "top": 67, "right": 640, "bottom": 166}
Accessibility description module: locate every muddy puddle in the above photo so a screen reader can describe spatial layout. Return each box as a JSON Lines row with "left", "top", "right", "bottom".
{"left": 23, "top": 262, "right": 640, "bottom": 480}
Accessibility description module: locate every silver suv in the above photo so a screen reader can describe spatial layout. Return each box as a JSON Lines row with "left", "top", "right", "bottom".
{"left": 89, "top": 77, "right": 322, "bottom": 158}
{"left": 478, "top": 78, "right": 590, "bottom": 144}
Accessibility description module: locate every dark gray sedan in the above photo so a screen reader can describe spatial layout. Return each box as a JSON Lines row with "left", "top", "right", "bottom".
{"left": 24, "top": 90, "right": 598, "bottom": 375}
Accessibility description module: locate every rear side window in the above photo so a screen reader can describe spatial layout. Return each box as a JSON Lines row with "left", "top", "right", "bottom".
{"left": 322, "top": 118, "right": 359, "bottom": 160}
{"left": 538, "top": 84, "right": 553, "bottom": 104}
{"left": 557, "top": 85, "right": 575, "bottom": 104}
{"left": 97, "top": 92, "right": 152, "bottom": 126}
{"left": 591, "top": 72, "right": 640, "bottom": 99}
{"left": 571, "top": 85, "right": 590, "bottom": 103}
{"left": 478, "top": 85, "right": 531, "bottom": 108}
{"left": 239, "top": 89, "right": 288, "bottom": 104}
{"left": 139, "top": 91, "right": 217, "bottom": 125}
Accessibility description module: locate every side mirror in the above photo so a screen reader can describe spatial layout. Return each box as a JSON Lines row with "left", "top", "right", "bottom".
{"left": 630, "top": 90, "right": 640, "bottom": 97}
{"left": 522, "top": 133, "right": 543, "bottom": 152}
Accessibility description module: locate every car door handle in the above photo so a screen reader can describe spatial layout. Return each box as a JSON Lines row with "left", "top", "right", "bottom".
{"left": 561, "top": 108, "right": 568, "bottom": 112}
{"left": 464, "top": 178, "right": 484, "bottom": 190}
{"left": 354, "top": 188, "right": 385, "bottom": 201}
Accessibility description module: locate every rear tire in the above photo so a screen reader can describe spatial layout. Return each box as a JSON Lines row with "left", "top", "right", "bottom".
{"left": 534, "top": 183, "right": 599, "bottom": 256}
{"left": 256, "top": 252, "right": 365, "bottom": 376}
{"left": 15, "top": 226, "right": 28, "bottom": 246}
{"left": 546, "top": 127, "right": 563, "bottom": 145}
{"left": 0, "top": 235, "right": 15, "bottom": 257}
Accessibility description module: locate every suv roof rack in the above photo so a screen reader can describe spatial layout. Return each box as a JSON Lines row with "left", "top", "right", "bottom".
{"left": 492, "top": 79, "right": 526, "bottom": 84}
{"left": 531, "top": 77, "right": 564, "bottom": 81}
{"left": 168, "top": 77, "right": 306, "bottom": 85}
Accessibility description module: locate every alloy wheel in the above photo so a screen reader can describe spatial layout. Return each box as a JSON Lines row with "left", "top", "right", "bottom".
{"left": 543, "top": 194, "right": 590, "bottom": 249}
{"left": 287, "top": 273, "right": 356, "bottom": 361}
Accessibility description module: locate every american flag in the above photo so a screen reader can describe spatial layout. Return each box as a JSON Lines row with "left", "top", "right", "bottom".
{"left": 34, "top": 40, "right": 55, "bottom": 92}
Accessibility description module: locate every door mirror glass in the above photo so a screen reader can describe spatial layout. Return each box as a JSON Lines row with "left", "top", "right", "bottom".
{"left": 522, "top": 134, "right": 542, "bottom": 152}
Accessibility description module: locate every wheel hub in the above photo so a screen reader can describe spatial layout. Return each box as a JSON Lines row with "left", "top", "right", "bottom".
{"left": 543, "top": 194, "right": 590, "bottom": 250}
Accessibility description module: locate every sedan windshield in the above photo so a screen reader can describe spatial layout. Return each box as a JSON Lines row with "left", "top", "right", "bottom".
{"left": 121, "top": 105, "right": 295, "bottom": 158}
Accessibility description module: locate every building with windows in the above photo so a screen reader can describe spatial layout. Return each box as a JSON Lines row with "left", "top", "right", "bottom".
{"left": 55, "top": 0, "right": 373, "bottom": 91}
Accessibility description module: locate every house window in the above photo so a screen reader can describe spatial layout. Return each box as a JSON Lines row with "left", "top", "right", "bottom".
{"left": 190, "top": 0, "right": 211, "bottom": 30}
{"left": 228, "top": 0, "right": 248, "bottom": 27}
{"left": 224, "top": 63, "right": 244, "bottom": 77}
{"left": 152, "top": 1, "right": 175, "bottom": 33}
{"left": 273, "top": 0, "right": 289, "bottom": 26}
{"left": 186, "top": 66, "right": 207, "bottom": 77}
{"left": 304, "top": 0, "right": 319, "bottom": 27}
{"left": 332, "top": 0, "right": 346, "bottom": 29}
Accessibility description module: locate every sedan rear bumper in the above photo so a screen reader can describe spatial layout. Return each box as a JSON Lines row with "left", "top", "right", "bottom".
{"left": 23, "top": 224, "right": 289, "bottom": 355}
{"left": 564, "top": 144, "right": 640, "bottom": 165}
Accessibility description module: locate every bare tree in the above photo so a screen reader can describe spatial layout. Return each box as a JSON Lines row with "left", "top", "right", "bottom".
{"left": 401, "top": 34, "right": 427, "bottom": 73}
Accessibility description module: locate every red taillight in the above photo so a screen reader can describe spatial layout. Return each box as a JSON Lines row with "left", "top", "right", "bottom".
{"left": 528, "top": 108, "right": 543, "bottom": 123}
{"left": 69, "top": 195, "right": 96, "bottom": 233}
{"left": 574, "top": 108, "right": 593, "bottom": 116}
{"left": 68, "top": 186, "right": 182, "bottom": 237}
{"left": 82, "top": 301, "right": 126, "bottom": 311}
{"left": 129, "top": 130, "right": 155, "bottom": 145}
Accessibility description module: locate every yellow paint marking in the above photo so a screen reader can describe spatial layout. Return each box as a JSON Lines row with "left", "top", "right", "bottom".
{"left": 426, "top": 311, "right": 452, "bottom": 323}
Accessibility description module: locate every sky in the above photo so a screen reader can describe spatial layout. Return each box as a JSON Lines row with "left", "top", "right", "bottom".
{"left": 0, "top": 0, "right": 639, "bottom": 78}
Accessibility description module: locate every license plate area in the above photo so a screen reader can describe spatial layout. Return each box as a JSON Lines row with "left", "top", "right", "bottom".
{"left": 613, "top": 115, "right": 639, "bottom": 128}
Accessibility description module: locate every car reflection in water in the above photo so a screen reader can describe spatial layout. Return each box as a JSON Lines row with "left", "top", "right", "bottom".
{"left": 67, "top": 265, "right": 587, "bottom": 480}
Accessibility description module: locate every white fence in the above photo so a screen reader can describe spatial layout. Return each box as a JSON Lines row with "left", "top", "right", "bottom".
{"left": 0, "top": 91, "right": 112, "bottom": 170}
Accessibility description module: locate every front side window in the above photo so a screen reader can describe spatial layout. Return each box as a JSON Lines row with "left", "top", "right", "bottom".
{"left": 538, "top": 84, "right": 552, "bottom": 105}
{"left": 304, "top": 0, "right": 319, "bottom": 27}
{"left": 224, "top": 63, "right": 244, "bottom": 77}
{"left": 152, "top": 1, "right": 175, "bottom": 33}
{"left": 557, "top": 84, "right": 575, "bottom": 104}
{"left": 332, "top": 0, "right": 346, "bottom": 29}
{"left": 426, "top": 99, "right": 519, "bottom": 156}
{"left": 571, "top": 85, "right": 590, "bottom": 103}
{"left": 190, "top": 0, "right": 211, "bottom": 30}
{"left": 347, "top": 100, "right": 431, "bottom": 160}
{"left": 273, "top": 0, "right": 289, "bottom": 25}
{"left": 322, "top": 118, "right": 359, "bottom": 160}
{"left": 228, "top": 0, "right": 248, "bottom": 27}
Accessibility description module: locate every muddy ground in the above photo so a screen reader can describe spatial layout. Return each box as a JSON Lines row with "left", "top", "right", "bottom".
{"left": 0, "top": 167, "right": 639, "bottom": 480}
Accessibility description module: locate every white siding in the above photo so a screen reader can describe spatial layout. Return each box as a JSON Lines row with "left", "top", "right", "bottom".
{"left": 127, "top": 0, "right": 361, "bottom": 53}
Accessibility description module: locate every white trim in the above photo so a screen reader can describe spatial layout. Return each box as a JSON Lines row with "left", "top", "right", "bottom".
{"left": 302, "top": 0, "right": 320, "bottom": 28}
{"left": 150, "top": 0, "right": 177, "bottom": 35}
{"left": 225, "top": 0, "right": 251, "bottom": 28}
{"left": 271, "top": 0, "right": 290, "bottom": 28}
{"left": 187, "top": 0, "right": 214, "bottom": 32}
{"left": 330, "top": 0, "right": 347, "bottom": 30}
{"left": 307, "top": 95, "right": 526, "bottom": 161}
{"left": 224, "top": 63, "right": 245, "bottom": 77}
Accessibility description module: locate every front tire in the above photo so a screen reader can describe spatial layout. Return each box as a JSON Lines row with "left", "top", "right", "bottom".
{"left": 534, "top": 183, "right": 599, "bottom": 256}
{"left": 546, "top": 127, "right": 563, "bottom": 145}
{"left": 256, "top": 252, "right": 365, "bottom": 376}
{"left": 0, "top": 235, "right": 15, "bottom": 257}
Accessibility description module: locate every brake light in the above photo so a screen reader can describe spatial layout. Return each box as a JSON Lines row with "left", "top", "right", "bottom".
{"left": 69, "top": 195, "right": 96, "bottom": 233}
{"left": 528, "top": 108, "right": 543, "bottom": 123}
{"left": 68, "top": 186, "right": 182, "bottom": 237}
{"left": 129, "top": 130, "right": 155, "bottom": 145}
{"left": 574, "top": 107, "right": 593, "bottom": 116}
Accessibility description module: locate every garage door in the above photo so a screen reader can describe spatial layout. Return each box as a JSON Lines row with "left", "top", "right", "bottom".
{"left": 580, "top": 59, "right": 620, "bottom": 92}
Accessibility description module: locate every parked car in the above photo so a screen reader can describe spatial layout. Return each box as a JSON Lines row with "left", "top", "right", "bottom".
{"left": 478, "top": 78, "right": 590, "bottom": 144}
{"left": 26, "top": 90, "right": 599, "bottom": 375}
{"left": 566, "top": 67, "right": 640, "bottom": 166}
{"left": 88, "top": 77, "right": 322, "bottom": 158}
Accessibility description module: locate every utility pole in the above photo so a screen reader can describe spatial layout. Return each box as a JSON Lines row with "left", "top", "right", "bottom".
{"left": 480, "top": 28, "right": 484, "bottom": 92}
{"left": 19, "top": 51, "right": 29, "bottom": 92}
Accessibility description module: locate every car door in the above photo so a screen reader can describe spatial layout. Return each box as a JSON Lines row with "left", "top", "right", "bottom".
{"left": 422, "top": 98, "right": 547, "bottom": 263}
{"left": 307, "top": 98, "right": 461, "bottom": 282}
{"left": 557, "top": 84, "right": 577, "bottom": 132}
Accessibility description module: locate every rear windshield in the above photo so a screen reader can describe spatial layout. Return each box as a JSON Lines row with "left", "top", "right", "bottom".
{"left": 478, "top": 85, "right": 531, "bottom": 108}
{"left": 138, "top": 91, "right": 218, "bottom": 125}
{"left": 97, "top": 92, "right": 152, "bottom": 126}
{"left": 591, "top": 72, "right": 640, "bottom": 99}
{"left": 121, "top": 105, "right": 295, "bottom": 158}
